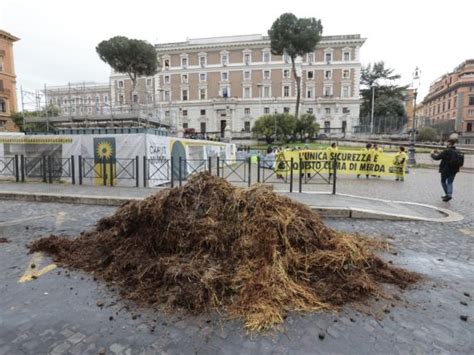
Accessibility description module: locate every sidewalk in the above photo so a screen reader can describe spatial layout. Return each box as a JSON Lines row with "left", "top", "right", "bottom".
{"left": 0, "top": 177, "right": 462, "bottom": 222}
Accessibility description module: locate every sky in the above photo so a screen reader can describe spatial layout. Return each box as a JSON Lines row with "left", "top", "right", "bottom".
{"left": 1, "top": 0, "right": 473, "bottom": 103}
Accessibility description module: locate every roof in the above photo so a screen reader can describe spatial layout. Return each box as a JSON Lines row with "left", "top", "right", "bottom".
{"left": 0, "top": 30, "right": 20, "bottom": 42}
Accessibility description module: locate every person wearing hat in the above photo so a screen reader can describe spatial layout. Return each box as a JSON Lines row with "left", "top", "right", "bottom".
{"left": 431, "top": 138, "right": 464, "bottom": 201}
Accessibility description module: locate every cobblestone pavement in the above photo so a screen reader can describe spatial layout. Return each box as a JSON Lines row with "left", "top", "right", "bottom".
{"left": 0, "top": 169, "right": 473, "bottom": 354}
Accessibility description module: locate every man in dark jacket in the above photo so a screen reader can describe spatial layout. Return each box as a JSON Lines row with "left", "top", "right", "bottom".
{"left": 431, "top": 139, "right": 462, "bottom": 201}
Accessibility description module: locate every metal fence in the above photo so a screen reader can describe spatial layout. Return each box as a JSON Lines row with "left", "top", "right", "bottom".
{"left": 0, "top": 155, "right": 338, "bottom": 194}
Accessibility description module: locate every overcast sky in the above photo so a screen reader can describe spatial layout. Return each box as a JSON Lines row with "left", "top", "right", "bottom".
{"left": 1, "top": 0, "right": 473, "bottom": 101}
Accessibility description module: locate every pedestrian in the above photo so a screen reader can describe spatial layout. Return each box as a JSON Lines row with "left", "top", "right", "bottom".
{"left": 431, "top": 138, "right": 464, "bottom": 201}
{"left": 370, "top": 143, "right": 383, "bottom": 178}
{"left": 393, "top": 146, "right": 407, "bottom": 182}
{"left": 357, "top": 143, "right": 372, "bottom": 178}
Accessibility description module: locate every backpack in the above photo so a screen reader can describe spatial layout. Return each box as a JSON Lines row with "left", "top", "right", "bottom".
{"left": 448, "top": 149, "right": 464, "bottom": 170}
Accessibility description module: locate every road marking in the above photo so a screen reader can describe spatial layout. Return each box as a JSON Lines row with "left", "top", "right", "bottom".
{"left": 55, "top": 211, "right": 66, "bottom": 228}
{"left": 459, "top": 228, "right": 473, "bottom": 237}
{"left": 19, "top": 252, "right": 57, "bottom": 283}
{"left": 0, "top": 214, "right": 52, "bottom": 227}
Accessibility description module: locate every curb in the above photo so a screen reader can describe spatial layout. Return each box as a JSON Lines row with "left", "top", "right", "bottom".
{"left": 0, "top": 191, "right": 462, "bottom": 222}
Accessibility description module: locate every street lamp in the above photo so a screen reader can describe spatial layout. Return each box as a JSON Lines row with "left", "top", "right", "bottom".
{"left": 370, "top": 84, "right": 375, "bottom": 134}
{"left": 273, "top": 97, "right": 278, "bottom": 142}
{"left": 408, "top": 66, "right": 421, "bottom": 166}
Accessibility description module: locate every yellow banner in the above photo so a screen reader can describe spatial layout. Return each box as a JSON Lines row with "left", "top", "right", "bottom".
{"left": 275, "top": 149, "right": 405, "bottom": 177}
{"left": 0, "top": 137, "right": 73, "bottom": 144}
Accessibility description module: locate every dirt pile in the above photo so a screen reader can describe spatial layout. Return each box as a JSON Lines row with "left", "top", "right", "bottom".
{"left": 30, "top": 173, "right": 419, "bottom": 331}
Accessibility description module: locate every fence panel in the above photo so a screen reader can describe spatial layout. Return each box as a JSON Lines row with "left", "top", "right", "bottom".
{"left": 0, "top": 156, "right": 16, "bottom": 179}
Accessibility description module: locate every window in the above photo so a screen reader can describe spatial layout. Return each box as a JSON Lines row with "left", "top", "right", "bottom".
{"left": 0, "top": 56, "right": 3, "bottom": 72}
{"left": 182, "top": 109, "right": 188, "bottom": 117}
{"left": 324, "top": 121, "right": 330, "bottom": 133}
{"left": 165, "top": 110, "right": 170, "bottom": 118}
{"left": 343, "top": 51, "right": 350, "bottom": 61}
{"left": 469, "top": 96, "right": 474, "bottom": 105}
{"left": 264, "top": 107, "right": 270, "bottom": 114}
{"left": 164, "top": 75, "right": 170, "bottom": 84}
{"left": 244, "top": 53, "right": 251, "bottom": 65}
{"left": 325, "top": 53, "right": 332, "bottom": 64}
{"left": 325, "top": 70, "right": 332, "bottom": 79}
{"left": 307, "top": 71, "right": 314, "bottom": 80}
{"left": 199, "top": 73, "right": 207, "bottom": 82}
{"left": 324, "top": 86, "right": 332, "bottom": 96}
{"left": 244, "top": 70, "right": 251, "bottom": 80}
{"left": 263, "top": 70, "right": 271, "bottom": 80}
{"left": 181, "top": 74, "right": 188, "bottom": 84}
{"left": 164, "top": 59, "right": 170, "bottom": 69}
{"left": 181, "top": 57, "right": 188, "bottom": 68}
{"left": 119, "top": 95, "right": 124, "bottom": 104}
{"left": 221, "top": 54, "right": 228, "bottom": 66}
{"left": 342, "top": 121, "right": 347, "bottom": 133}
{"left": 133, "top": 94, "right": 138, "bottom": 103}
{"left": 0, "top": 99, "right": 5, "bottom": 113}
{"left": 263, "top": 86, "right": 270, "bottom": 98}
{"left": 468, "top": 110, "right": 474, "bottom": 116}
{"left": 307, "top": 88, "right": 313, "bottom": 98}
{"left": 448, "top": 100, "right": 451, "bottom": 110}
{"left": 283, "top": 52, "right": 290, "bottom": 64}
{"left": 342, "top": 107, "right": 350, "bottom": 114}
{"left": 200, "top": 88, "right": 207, "bottom": 100}
{"left": 221, "top": 72, "right": 228, "bottom": 81}
{"left": 467, "top": 123, "right": 472, "bottom": 132}
{"left": 343, "top": 70, "right": 350, "bottom": 79}
{"left": 182, "top": 89, "right": 188, "bottom": 101}
{"left": 146, "top": 78, "right": 152, "bottom": 87}
{"left": 199, "top": 55, "right": 206, "bottom": 67}
{"left": 284, "top": 107, "right": 290, "bottom": 113}
{"left": 342, "top": 86, "right": 350, "bottom": 98}
{"left": 244, "top": 121, "right": 251, "bottom": 132}
{"left": 307, "top": 108, "right": 313, "bottom": 114}
{"left": 284, "top": 86, "right": 290, "bottom": 97}
{"left": 164, "top": 91, "right": 170, "bottom": 101}
{"left": 104, "top": 96, "right": 108, "bottom": 103}
{"left": 147, "top": 95, "right": 153, "bottom": 104}
{"left": 325, "top": 107, "right": 331, "bottom": 114}
{"left": 118, "top": 81, "right": 124, "bottom": 88}
{"left": 244, "top": 108, "right": 250, "bottom": 115}
{"left": 263, "top": 52, "right": 270, "bottom": 63}
{"left": 222, "top": 87, "right": 229, "bottom": 98}
{"left": 308, "top": 52, "right": 314, "bottom": 64}
{"left": 200, "top": 109, "right": 206, "bottom": 116}
{"left": 183, "top": 123, "right": 188, "bottom": 129}
{"left": 244, "top": 87, "right": 251, "bottom": 98}
{"left": 201, "top": 122, "right": 206, "bottom": 133}
{"left": 283, "top": 69, "right": 290, "bottom": 79}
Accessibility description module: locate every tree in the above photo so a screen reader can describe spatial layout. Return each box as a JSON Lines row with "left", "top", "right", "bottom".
{"left": 294, "top": 113, "right": 320, "bottom": 140}
{"left": 96, "top": 36, "right": 159, "bottom": 105}
{"left": 253, "top": 113, "right": 297, "bottom": 143}
{"left": 417, "top": 127, "right": 440, "bottom": 142}
{"left": 360, "top": 62, "right": 407, "bottom": 133}
{"left": 269, "top": 13, "right": 323, "bottom": 119}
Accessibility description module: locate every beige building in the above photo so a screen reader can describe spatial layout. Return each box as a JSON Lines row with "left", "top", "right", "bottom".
{"left": 111, "top": 34, "right": 365, "bottom": 137}
{"left": 422, "top": 59, "right": 474, "bottom": 144}
{"left": 0, "top": 29, "right": 19, "bottom": 132}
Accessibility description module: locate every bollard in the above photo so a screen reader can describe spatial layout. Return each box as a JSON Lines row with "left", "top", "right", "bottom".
{"left": 143, "top": 156, "right": 147, "bottom": 187}
{"left": 248, "top": 157, "right": 251, "bottom": 187}
{"left": 178, "top": 156, "right": 182, "bottom": 187}
{"left": 299, "top": 158, "right": 302, "bottom": 193}
{"left": 110, "top": 157, "right": 114, "bottom": 187}
{"left": 208, "top": 156, "right": 212, "bottom": 174}
{"left": 257, "top": 156, "right": 261, "bottom": 183}
{"left": 216, "top": 157, "right": 220, "bottom": 177}
{"left": 78, "top": 155, "right": 83, "bottom": 185}
{"left": 102, "top": 157, "right": 107, "bottom": 186}
{"left": 135, "top": 156, "right": 139, "bottom": 188}
{"left": 71, "top": 155, "right": 75, "bottom": 185}
{"left": 170, "top": 157, "right": 174, "bottom": 188}
{"left": 289, "top": 158, "right": 294, "bottom": 192}
{"left": 14, "top": 155, "right": 19, "bottom": 182}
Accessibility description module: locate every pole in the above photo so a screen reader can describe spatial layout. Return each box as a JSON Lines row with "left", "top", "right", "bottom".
{"left": 408, "top": 90, "right": 418, "bottom": 166}
{"left": 78, "top": 155, "right": 83, "bottom": 185}
{"left": 20, "top": 87, "right": 26, "bottom": 132}
{"left": 370, "top": 85, "right": 375, "bottom": 135}
{"left": 71, "top": 155, "right": 75, "bottom": 185}
{"left": 135, "top": 156, "right": 139, "bottom": 188}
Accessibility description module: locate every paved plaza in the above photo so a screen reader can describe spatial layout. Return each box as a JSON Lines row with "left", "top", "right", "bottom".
{"left": 0, "top": 168, "right": 473, "bottom": 354}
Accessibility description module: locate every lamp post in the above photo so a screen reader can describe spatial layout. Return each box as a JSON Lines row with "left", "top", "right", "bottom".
{"left": 273, "top": 97, "right": 278, "bottom": 142}
{"left": 408, "top": 66, "right": 421, "bottom": 166}
{"left": 370, "top": 85, "right": 375, "bottom": 134}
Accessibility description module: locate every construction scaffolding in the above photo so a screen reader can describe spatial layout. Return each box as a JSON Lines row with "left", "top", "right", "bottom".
{"left": 20, "top": 82, "right": 173, "bottom": 135}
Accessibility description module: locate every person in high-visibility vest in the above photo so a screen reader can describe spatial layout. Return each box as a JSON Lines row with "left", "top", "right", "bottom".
{"left": 370, "top": 143, "right": 384, "bottom": 178}
{"left": 357, "top": 143, "right": 372, "bottom": 178}
{"left": 393, "top": 146, "right": 407, "bottom": 181}
{"left": 327, "top": 142, "right": 338, "bottom": 179}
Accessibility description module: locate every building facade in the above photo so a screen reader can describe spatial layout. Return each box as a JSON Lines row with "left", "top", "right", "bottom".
{"left": 110, "top": 34, "right": 365, "bottom": 138}
{"left": 0, "top": 30, "right": 19, "bottom": 132}
{"left": 422, "top": 60, "right": 474, "bottom": 144}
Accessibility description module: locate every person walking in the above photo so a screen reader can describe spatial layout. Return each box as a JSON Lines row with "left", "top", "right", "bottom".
{"left": 431, "top": 138, "right": 464, "bottom": 201}
{"left": 357, "top": 143, "right": 372, "bottom": 178}
{"left": 393, "top": 146, "right": 407, "bottom": 181}
{"left": 370, "top": 143, "right": 383, "bottom": 178}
